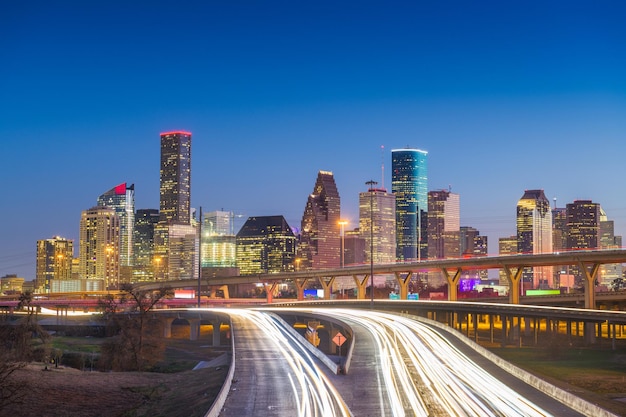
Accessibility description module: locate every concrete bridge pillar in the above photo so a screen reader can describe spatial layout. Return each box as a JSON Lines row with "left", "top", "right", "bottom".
{"left": 189, "top": 318, "right": 201, "bottom": 341}
{"left": 318, "top": 277, "right": 336, "bottom": 300}
{"left": 263, "top": 282, "right": 279, "bottom": 304}
{"left": 294, "top": 278, "right": 309, "bottom": 301}
{"left": 211, "top": 319, "right": 222, "bottom": 346}
{"left": 162, "top": 317, "right": 176, "bottom": 338}
{"left": 353, "top": 275, "right": 369, "bottom": 300}
{"left": 501, "top": 314, "right": 508, "bottom": 347}
{"left": 441, "top": 268, "right": 462, "bottom": 302}
{"left": 394, "top": 272, "right": 412, "bottom": 300}
{"left": 503, "top": 265, "right": 524, "bottom": 304}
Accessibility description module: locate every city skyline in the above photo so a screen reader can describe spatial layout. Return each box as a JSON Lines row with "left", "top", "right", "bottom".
{"left": 2, "top": 2, "right": 626, "bottom": 279}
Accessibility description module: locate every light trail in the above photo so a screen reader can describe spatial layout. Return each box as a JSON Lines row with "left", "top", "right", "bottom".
{"left": 280, "top": 308, "right": 553, "bottom": 417}
{"left": 216, "top": 309, "right": 352, "bottom": 417}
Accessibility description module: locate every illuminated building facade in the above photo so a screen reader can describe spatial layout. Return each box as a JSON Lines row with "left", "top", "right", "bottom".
{"left": 236, "top": 215, "right": 296, "bottom": 275}
{"left": 427, "top": 189, "right": 460, "bottom": 259}
{"left": 159, "top": 131, "right": 191, "bottom": 224}
{"left": 97, "top": 183, "right": 135, "bottom": 266}
{"left": 298, "top": 171, "right": 341, "bottom": 270}
{"left": 344, "top": 229, "right": 366, "bottom": 266}
{"left": 359, "top": 187, "right": 396, "bottom": 263}
{"left": 392, "top": 148, "right": 428, "bottom": 261}
{"left": 202, "top": 211, "right": 236, "bottom": 268}
{"left": 517, "top": 189, "right": 553, "bottom": 289}
{"left": 459, "top": 226, "right": 488, "bottom": 280}
{"left": 498, "top": 235, "right": 518, "bottom": 286}
{"left": 36, "top": 236, "right": 73, "bottom": 293}
{"left": 599, "top": 207, "right": 622, "bottom": 287}
{"left": 79, "top": 206, "right": 120, "bottom": 289}
{"left": 133, "top": 209, "right": 160, "bottom": 281}
{"left": 155, "top": 130, "right": 198, "bottom": 281}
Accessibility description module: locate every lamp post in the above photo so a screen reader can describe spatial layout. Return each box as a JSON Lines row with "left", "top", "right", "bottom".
{"left": 338, "top": 220, "right": 348, "bottom": 268}
{"left": 366, "top": 180, "right": 377, "bottom": 306}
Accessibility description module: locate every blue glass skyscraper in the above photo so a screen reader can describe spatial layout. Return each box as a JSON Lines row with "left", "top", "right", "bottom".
{"left": 392, "top": 148, "right": 428, "bottom": 261}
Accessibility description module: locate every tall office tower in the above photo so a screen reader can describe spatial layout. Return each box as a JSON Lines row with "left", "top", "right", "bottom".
{"left": 565, "top": 200, "right": 600, "bottom": 287}
{"left": 155, "top": 131, "right": 197, "bottom": 281}
{"left": 97, "top": 183, "right": 135, "bottom": 267}
{"left": 392, "top": 148, "right": 428, "bottom": 261}
{"left": 133, "top": 209, "right": 160, "bottom": 282}
{"left": 79, "top": 206, "right": 120, "bottom": 290}
{"left": 36, "top": 236, "right": 73, "bottom": 293}
{"left": 298, "top": 171, "right": 341, "bottom": 270}
{"left": 202, "top": 211, "right": 236, "bottom": 268}
{"left": 427, "top": 189, "right": 460, "bottom": 259}
{"left": 498, "top": 235, "right": 518, "bottom": 286}
{"left": 344, "top": 229, "right": 366, "bottom": 266}
{"left": 236, "top": 215, "right": 296, "bottom": 275}
{"left": 517, "top": 189, "right": 553, "bottom": 289}
{"left": 359, "top": 186, "right": 396, "bottom": 264}
{"left": 159, "top": 131, "right": 191, "bottom": 224}
{"left": 551, "top": 205, "right": 568, "bottom": 287}
{"left": 459, "top": 226, "right": 488, "bottom": 280}
{"left": 599, "top": 207, "right": 622, "bottom": 287}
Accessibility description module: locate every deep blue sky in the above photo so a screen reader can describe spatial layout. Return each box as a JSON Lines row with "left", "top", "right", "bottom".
{"left": 2, "top": 1, "right": 625, "bottom": 279}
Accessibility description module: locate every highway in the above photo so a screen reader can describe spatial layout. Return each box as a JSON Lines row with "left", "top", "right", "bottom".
{"left": 215, "top": 307, "right": 609, "bottom": 416}
{"left": 218, "top": 309, "right": 351, "bottom": 417}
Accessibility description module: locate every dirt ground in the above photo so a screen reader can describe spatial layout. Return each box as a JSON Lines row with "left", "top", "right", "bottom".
{"left": 2, "top": 363, "right": 228, "bottom": 417}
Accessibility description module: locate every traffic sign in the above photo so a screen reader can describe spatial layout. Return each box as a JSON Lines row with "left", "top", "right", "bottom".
{"left": 332, "top": 332, "right": 347, "bottom": 347}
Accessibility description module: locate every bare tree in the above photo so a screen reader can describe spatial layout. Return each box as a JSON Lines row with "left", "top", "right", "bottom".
{"left": 100, "top": 284, "right": 173, "bottom": 371}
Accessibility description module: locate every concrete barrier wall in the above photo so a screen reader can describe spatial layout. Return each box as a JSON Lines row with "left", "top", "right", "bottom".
{"left": 205, "top": 317, "right": 236, "bottom": 417}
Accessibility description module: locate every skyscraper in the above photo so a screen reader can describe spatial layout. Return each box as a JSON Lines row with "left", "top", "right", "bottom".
{"left": 298, "top": 171, "right": 341, "bottom": 270}
{"left": 427, "top": 189, "right": 460, "bottom": 260}
{"left": 79, "top": 206, "right": 120, "bottom": 289}
{"left": 236, "top": 215, "right": 296, "bottom": 275}
{"left": 599, "top": 207, "right": 622, "bottom": 287}
{"left": 133, "top": 209, "right": 160, "bottom": 281}
{"left": 97, "top": 183, "right": 135, "bottom": 267}
{"left": 517, "top": 189, "right": 553, "bottom": 289}
{"left": 359, "top": 186, "right": 396, "bottom": 264}
{"left": 36, "top": 236, "right": 73, "bottom": 292}
{"left": 202, "top": 211, "right": 236, "bottom": 268}
{"left": 155, "top": 131, "right": 196, "bottom": 281}
{"left": 160, "top": 131, "right": 191, "bottom": 224}
{"left": 566, "top": 200, "right": 600, "bottom": 287}
{"left": 392, "top": 148, "right": 428, "bottom": 261}
{"left": 460, "top": 226, "right": 488, "bottom": 280}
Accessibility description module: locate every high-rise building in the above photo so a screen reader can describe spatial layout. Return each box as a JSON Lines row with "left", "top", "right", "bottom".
{"left": 459, "top": 226, "right": 488, "bottom": 280}
{"left": 298, "top": 171, "right": 341, "bottom": 270}
{"left": 236, "top": 215, "right": 296, "bottom": 275}
{"left": 498, "top": 235, "right": 518, "bottom": 286}
{"left": 79, "top": 206, "right": 120, "bottom": 289}
{"left": 97, "top": 183, "right": 135, "bottom": 267}
{"left": 392, "top": 148, "right": 428, "bottom": 261}
{"left": 599, "top": 207, "right": 622, "bottom": 288}
{"left": 551, "top": 205, "right": 568, "bottom": 288}
{"left": 565, "top": 199, "right": 600, "bottom": 287}
{"left": 359, "top": 186, "right": 396, "bottom": 264}
{"left": 155, "top": 130, "right": 197, "bottom": 281}
{"left": 427, "top": 189, "right": 460, "bottom": 260}
{"left": 160, "top": 131, "right": 191, "bottom": 224}
{"left": 202, "top": 210, "right": 236, "bottom": 268}
{"left": 344, "top": 229, "right": 366, "bottom": 266}
{"left": 517, "top": 189, "right": 553, "bottom": 289}
{"left": 36, "top": 236, "right": 73, "bottom": 293}
{"left": 133, "top": 209, "right": 160, "bottom": 282}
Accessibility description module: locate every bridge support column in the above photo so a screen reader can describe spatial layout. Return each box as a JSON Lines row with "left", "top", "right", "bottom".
{"left": 442, "top": 268, "right": 462, "bottom": 302}
{"left": 295, "top": 278, "right": 309, "bottom": 301}
{"left": 353, "top": 275, "right": 369, "bottom": 300}
{"left": 394, "top": 272, "right": 412, "bottom": 300}
{"left": 263, "top": 282, "right": 279, "bottom": 303}
{"left": 503, "top": 265, "right": 524, "bottom": 304}
{"left": 473, "top": 313, "right": 478, "bottom": 342}
{"left": 189, "top": 318, "right": 201, "bottom": 341}
{"left": 211, "top": 319, "right": 222, "bottom": 346}
{"left": 611, "top": 323, "right": 617, "bottom": 351}
{"left": 579, "top": 261, "right": 600, "bottom": 309}
{"left": 489, "top": 314, "right": 494, "bottom": 343}
{"left": 162, "top": 317, "right": 176, "bottom": 338}
{"left": 501, "top": 315, "right": 508, "bottom": 347}
{"left": 524, "top": 317, "right": 532, "bottom": 338}
{"left": 318, "top": 277, "right": 336, "bottom": 300}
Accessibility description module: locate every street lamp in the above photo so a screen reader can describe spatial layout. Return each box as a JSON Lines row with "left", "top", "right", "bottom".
{"left": 338, "top": 220, "right": 348, "bottom": 268}
{"left": 366, "top": 180, "right": 378, "bottom": 306}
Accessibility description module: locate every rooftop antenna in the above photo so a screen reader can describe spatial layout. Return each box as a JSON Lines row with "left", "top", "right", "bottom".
{"left": 380, "top": 145, "right": 385, "bottom": 191}
{"left": 553, "top": 197, "right": 557, "bottom": 209}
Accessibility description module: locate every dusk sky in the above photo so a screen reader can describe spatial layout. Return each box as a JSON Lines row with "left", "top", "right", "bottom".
{"left": 2, "top": 1, "right": 625, "bottom": 279}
